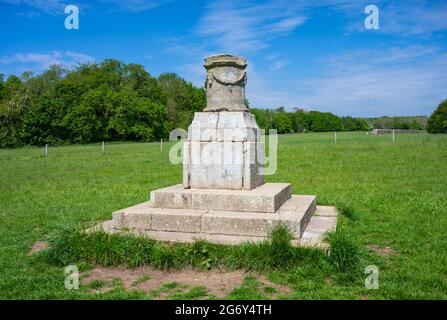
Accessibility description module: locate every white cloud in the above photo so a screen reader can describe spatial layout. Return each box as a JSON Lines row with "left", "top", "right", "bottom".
{"left": 14, "top": 10, "right": 42, "bottom": 17}
{"left": 2, "top": 0, "right": 171, "bottom": 15}
{"left": 0, "top": 51, "right": 95, "bottom": 74}
{"left": 196, "top": 0, "right": 308, "bottom": 53}
{"left": 271, "top": 46, "right": 447, "bottom": 117}
{"left": 269, "top": 59, "right": 290, "bottom": 71}
{"left": 268, "top": 16, "right": 307, "bottom": 33}
{"left": 376, "top": 0, "right": 447, "bottom": 36}
{"left": 264, "top": 53, "right": 287, "bottom": 71}
{"left": 100, "top": 0, "right": 171, "bottom": 12}
{"left": 327, "top": 0, "right": 447, "bottom": 36}
{"left": 196, "top": 0, "right": 447, "bottom": 54}
{"left": 2, "top": 0, "right": 66, "bottom": 15}
{"left": 189, "top": 1, "right": 447, "bottom": 116}
{"left": 161, "top": 37, "right": 210, "bottom": 57}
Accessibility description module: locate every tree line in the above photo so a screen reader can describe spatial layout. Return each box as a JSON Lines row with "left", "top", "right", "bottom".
{"left": 427, "top": 100, "right": 447, "bottom": 133}
{"left": 0, "top": 59, "right": 206, "bottom": 148}
{"left": 362, "top": 116, "right": 427, "bottom": 131}
{"left": 1, "top": 59, "right": 444, "bottom": 148}
{"left": 251, "top": 107, "right": 369, "bottom": 134}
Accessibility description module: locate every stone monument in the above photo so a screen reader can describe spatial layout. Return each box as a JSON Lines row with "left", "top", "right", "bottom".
{"left": 100, "top": 54, "right": 337, "bottom": 247}
{"left": 183, "top": 55, "right": 263, "bottom": 190}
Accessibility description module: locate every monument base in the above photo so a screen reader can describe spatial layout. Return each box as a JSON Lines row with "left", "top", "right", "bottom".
{"left": 151, "top": 183, "right": 291, "bottom": 213}
{"left": 98, "top": 184, "right": 338, "bottom": 248}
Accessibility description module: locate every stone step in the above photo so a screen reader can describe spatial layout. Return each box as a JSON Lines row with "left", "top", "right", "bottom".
{"left": 299, "top": 206, "right": 338, "bottom": 248}
{"left": 99, "top": 203, "right": 338, "bottom": 248}
{"left": 109, "top": 194, "right": 316, "bottom": 242}
{"left": 150, "top": 183, "right": 291, "bottom": 213}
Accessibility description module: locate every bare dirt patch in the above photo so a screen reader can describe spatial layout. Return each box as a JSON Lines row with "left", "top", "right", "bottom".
{"left": 28, "top": 240, "right": 49, "bottom": 255}
{"left": 368, "top": 244, "right": 399, "bottom": 257}
{"left": 81, "top": 265, "right": 291, "bottom": 299}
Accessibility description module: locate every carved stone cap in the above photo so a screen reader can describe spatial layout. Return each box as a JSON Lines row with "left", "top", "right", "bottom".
{"left": 204, "top": 54, "right": 247, "bottom": 70}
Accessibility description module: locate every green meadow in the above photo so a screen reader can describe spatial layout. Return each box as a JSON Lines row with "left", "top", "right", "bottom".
{"left": 0, "top": 132, "right": 446, "bottom": 299}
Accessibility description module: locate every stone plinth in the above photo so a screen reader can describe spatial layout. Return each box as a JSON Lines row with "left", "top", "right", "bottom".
{"left": 99, "top": 181, "right": 339, "bottom": 247}
{"left": 98, "top": 194, "right": 337, "bottom": 246}
{"left": 183, "top": 111, "right": 264, "bottom": 190}
{"left": 151, "top": 183, "right": 291, "bottom": 213}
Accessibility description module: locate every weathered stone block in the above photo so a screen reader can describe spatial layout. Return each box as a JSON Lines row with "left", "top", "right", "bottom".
{"left": 187, "top": 112, "right": 261, "bottom": 142}
{"left": 150, "top": 188, "right": 191, "bottom": 210}
{"left": 203, "top": 55, "right": 248, "bottom": 112}
{"left": 112, "top": 201, "right": 152, "bottom": 229}
{"left": 243, "top": 142, "right": 264, "bottom": 190}
{"left": 202, "top": 211, "right": 279, "bottom": 237}
{"left": 187, "top": 112, "right": 219, "bottom": 142}
{"left": 300, "top": 206, "right": 338, "bottom": 248}
{"left": 151, "top": 209, "right": 203, "bottom": 233}
{"left": 183, "top": 140, "right": 264, "bottom": 190}
{"left": 182, "top": 142, "right": 191, "bottom": 188}
{"left": 191, "top": 141, "right": 244, "bottom": 189}
{"left": 184, "top": 111, "right": 264, "bottom": 190}
{"left": 100, "top": 199, "right": 336, "bottom": 247}
{"left": 216, "top": 112, "right": 261, "bottom": 142}
{"left": 278, "top": 195, "right": 316, "bottom": 236}
{"left": 314, "top": 206, "right": 338, "bottom": 217}
{"left": 151, "top": 183, "right": 291, "bottom": 213}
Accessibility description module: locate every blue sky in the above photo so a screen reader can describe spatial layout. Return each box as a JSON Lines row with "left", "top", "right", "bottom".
{"left": 1, "top": 0, "right": 446, "bottom": 117}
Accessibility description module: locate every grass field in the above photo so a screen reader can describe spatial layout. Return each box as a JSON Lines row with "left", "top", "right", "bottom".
{"left": 1, "top": 132, "right": 446, "bottom": 299}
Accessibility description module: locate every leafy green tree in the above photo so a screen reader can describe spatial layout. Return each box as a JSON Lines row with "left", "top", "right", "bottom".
{"left": 289, "top": 109, "right": 307, "bottom": 133}
{"left": 341, "top": 116, "right": 369, "bottom": 131}
{"left": 62, "top": 87, "right": 112, "bottom": 143}
{"left": 306, "top": 111, "right": 342, "bottom": 132}
{"left": 273, "top": 112, "right": 293, "bottom": 134}
{"left": 391, "top": 117, "right": 410, "bottom": 129}
{"left": 368, "top": 116, "right": 427, "bottom": 130}
{"left": 0, "top": 76, "right": 27, "bottom": 148}
{"left": 251, "top": 108, "right": 273, "bottom": 131}
{"left": 158, "top": 73, "right": 205, "bottom": 130}
{"left": 1, "top": 60, "right": 185, "bottom": 147}
{"left": 0, "top": 73, "right": 4, "bottom": 101}
{"left": 252, "top": 108, "right": 369, "bottom": 133}
{"left": 107, "top": 88, "right": 168, "bottom": 141}
{"left": 122, "top": 63, "right": 166, "bottom": 105}
{"left": 21, "top": 95, "right": 63, "bottom": 145}
{"left": 427, "top": 100, "right": 447, "bottom": 134}
{"left": 409, "top": 120, "right": 423, "bottom": 130}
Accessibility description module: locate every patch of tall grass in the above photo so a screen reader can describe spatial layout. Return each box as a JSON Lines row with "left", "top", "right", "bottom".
{"left": 326, "top": 229, "right": 363, "bottom": 282}
{"left": 39, "top": 223, "right": 364, "bottom": 282}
